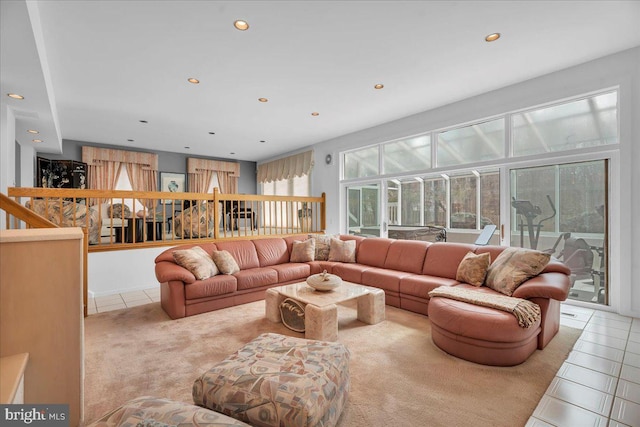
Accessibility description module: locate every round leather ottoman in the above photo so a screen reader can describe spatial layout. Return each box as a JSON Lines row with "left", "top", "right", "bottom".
{"left": 428, "top": 294, "right": 542, "bottom": 366}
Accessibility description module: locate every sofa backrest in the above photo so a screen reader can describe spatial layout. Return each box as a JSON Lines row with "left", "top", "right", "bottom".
{"left": 477, "top": 245, "right": 571, "bottom": 275}
{"left": 215, "top": 240, "right": 260, "bottom": 270}
{"left": 384, "top": 240, "right": 430, "bottom": 274}
{"left": 474, "top": 245, "right": 505, "bottom": 265}
{"left": 356, "top": 237, "right": 393, "bottom": 267}
{"left": 253, "top": 238, "right": 289, "bottom": 267}
{"left": 154, "top": 243, "right": 218, "bottom": 263}
{"left": 422, "top": 242, "right": 477, "bottom": 279}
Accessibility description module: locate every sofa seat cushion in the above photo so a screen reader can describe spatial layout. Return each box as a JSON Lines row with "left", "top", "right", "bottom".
{"left": 234, "top": 267, "right": 279, "bottom": 290}
{"left": 85, "top": 396, "right": 251, "bottom": 427}
{"left": 193, "top": 333, "right": 350, "bottom": 427}
{"left": 361, "top": 268, "right": 414, "bottom": 293}
{"left": 332, "top": 263, "right": 373, "bottom": 283}
{"left": 271, "top": 263, "right": 311, "bottom": 283}
{"left": 399, "top": 274, "right": 459, "bottom": 299}
{"left": 185, "top": 275, "right": 238, "bottom": 300}
{"left": 308, "top": 261, "right": 339, "bottom": 275}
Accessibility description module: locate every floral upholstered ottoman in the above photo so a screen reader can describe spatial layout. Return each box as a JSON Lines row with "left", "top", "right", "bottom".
{"left": 192, "top": 333, "right": 350, "bottom": 427}
{"left": 86, "top": 396, "right": 250, "bottom": 426}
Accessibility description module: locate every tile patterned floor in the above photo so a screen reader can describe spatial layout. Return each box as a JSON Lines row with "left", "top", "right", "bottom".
{"left": 88, "top": 292, "right": 639, "bottom": 426}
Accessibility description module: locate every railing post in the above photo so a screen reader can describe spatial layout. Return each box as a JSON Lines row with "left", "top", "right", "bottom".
{"left": 213, "top": 188, "right": 219, "bottom": 239}
{"left": 321, "top": 192, "right": 326, "bottom": 232}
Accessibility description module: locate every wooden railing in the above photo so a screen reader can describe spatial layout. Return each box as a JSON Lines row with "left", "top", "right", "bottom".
{"left": 1, "top": 192, "right": 90, "bottom": 318}
{"left": 6, "top": 187, "right": 326, "bottom": 252}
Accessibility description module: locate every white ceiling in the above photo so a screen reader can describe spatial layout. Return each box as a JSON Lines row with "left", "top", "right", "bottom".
{"left": 2, "top": 1, "right": 640, "bottom": 162}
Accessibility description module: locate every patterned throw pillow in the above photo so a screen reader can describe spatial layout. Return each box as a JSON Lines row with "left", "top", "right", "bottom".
{"left": 108, "top": 203, "right": 131, "bottom": 219}
{"left": 485, "top": 247, "right": 551, "bottom": 296}
{"left": 290, "top": 239, "right": 316, "bottom": 263}
{"left": 456, "top": 251, "right": 491, "bottom": 287}
{"left": 328, "top": 238, "right": 356, "bottom": 263}
{"left": 309, "top": 234, "right": 336, "bottom": 261}
{"left": 211, "top": 250, "right": 241, "bottom": 275}
{"left": 173, "top": 246, "right": 219, "bottom": 280}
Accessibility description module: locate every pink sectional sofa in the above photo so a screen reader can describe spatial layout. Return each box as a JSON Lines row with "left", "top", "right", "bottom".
{"left": 154, "top": 235, "right": 571, "bottom": 353}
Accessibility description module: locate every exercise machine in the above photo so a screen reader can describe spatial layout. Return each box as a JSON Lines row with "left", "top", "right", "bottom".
{"left": 511, "top": 195, "right": 556, "bottom": 250}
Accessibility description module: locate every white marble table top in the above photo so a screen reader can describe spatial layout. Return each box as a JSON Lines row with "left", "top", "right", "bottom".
{"left": 275, "top": 281, "right": 371, "bottom": 307}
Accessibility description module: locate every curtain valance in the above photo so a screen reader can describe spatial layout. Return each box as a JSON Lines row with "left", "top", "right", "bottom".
{"left": 82, "top": 146, "right": 158, "bottom": 171}
{"left": 187, "top": 158, "right": 240, "bottom": 176}
{"left": 257, "top": 150, "right": 314, "bottom": 183}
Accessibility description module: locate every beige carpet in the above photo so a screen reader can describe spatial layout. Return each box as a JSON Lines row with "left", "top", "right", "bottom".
{"left": 83, "top": 300, "right": 580, "bottom": 427}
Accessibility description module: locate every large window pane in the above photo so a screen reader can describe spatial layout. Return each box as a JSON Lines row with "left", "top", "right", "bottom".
{"left": 510, "top": 160, "right": 608, "bottom": 305}
{"left": 383, "top": 135, "right": 431, "bottom": 174}
{"left": 400, "top": 180, "right": 421, "bottom": 225}
{"left": 512, "top": 91, "right": 617, "bottom": 156}
{"left": 450, "top": 175, "right": 477, "bottom": 229}
{"left": 480, "top": 171, "right": 500, "bottom": 227}
{"left": 344, "top": 146, "right": 379, "bottom": 179}
{"left": 346, "top": 184, "right": 381, "bottom": 236}
{"left": 423, "top": 177, "right": 446, "bottom": 227}
{"left": 437, "top": 118, "right": 505, "bottom": 167}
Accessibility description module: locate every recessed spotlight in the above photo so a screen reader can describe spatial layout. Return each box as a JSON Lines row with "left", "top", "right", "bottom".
{"left": 127, "top": 139, "right": 134, "bottom": 142}
{"left": 259, "top": 140, "right": 266, "bottom": 143}
{"left": 374, "top": 84, "right": 384, "bottom": 90}
{"left": 7, "top": 93, "right": 24, "bottom": 100}
{"left": 230, "top": 152, "right": 235, "bottom": 155}
{"left": 311, "top": 112, "right": 320, "bottom": 116}
{"left": 139, "top": 120, "right": 148, "bottom": 123}
{"left": 258, "top": 98, "right": 268, "bottom": 102}
{"left": 234, "top": 20, "right": 249, "bottom": 31}
{"left": 27, "top": 129, "right": 39, "bottom": 134}
{"left": 485, "top": 33, "right": 501, "bottom": 42}
{"left": 32, "top": 139, "right": 43, "bottom": 143}
{"left": 208, "top": 132, "right": 215, "bottom": 135}
{"left": 187, "top": 77, "right": 200, "bottom": 84}
{"left": 184, "top": 146, "right": 190, "bottom": 149}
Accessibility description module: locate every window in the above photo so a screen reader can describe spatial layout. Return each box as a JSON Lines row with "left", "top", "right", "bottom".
{"left": 383, "top": 135, "right": 430, "bottom": 174}
{"left": 344, "top": 146, "right": 379, "bottom": 179}
{"left": 511, "top": 91, "right": 617, "bottom": 156}
{"left": 262, "top": 174, "right": 310, "bottom": 227}
{"left": 437, "top": 118, "right": 505, "bottom": 167}
{"left": 423, "top": 177, "right": 446, "bottom": 227}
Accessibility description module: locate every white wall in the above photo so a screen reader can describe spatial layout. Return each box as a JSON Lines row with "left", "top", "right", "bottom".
{"left": 88, "top": 247, "right": 167, "bottom": 297}
{"left": 308, "top": 47, "right": 640, "bottom": 317}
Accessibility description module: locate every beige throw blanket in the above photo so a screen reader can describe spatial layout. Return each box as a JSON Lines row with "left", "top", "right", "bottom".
{"left": 428, "top": 287, "right": 541, "bottom": 328}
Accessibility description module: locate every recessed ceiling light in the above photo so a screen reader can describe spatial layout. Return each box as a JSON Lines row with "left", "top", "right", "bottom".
{"left": 127, "top": 139, "right": 134, "bottom": 142}
{"left": 374, "top": 84, "right": 384, "bottom": 90}
{"left": 187, "top": 78, "right": 200, "bottom": 84}
{"left": 139, "top": 120, "right": 148, "bottom": 123}
{"left": 259, "top": 140, "right": 266, "bottom": 143}
{"left": 184, "top": 146, "right": 190, "bottom": 149}
{"left": 230, "top": 152, "right": 235, "bottom": 155}
{"left": 27, "top": 129, "right": 39, "bottom": 134}
{"left": 258, "top": 98, "right": 268, "bottom": 102}
{"left": 485, "top": 33, "right": 501, "bottom": 42}
{"left": 311, "top": 112, "right": 319, "bottom": 116}
{"left": 32, "top": 139, "right": 43, "bottom": 143}
{"left": 234, "top": 20, "right": 249, "bottom": 31}
{"left": 208, "top": 132, "right": 215, "bottom": 135}
{"left": 7, "top": 93, "right": 24, "bottom": 100}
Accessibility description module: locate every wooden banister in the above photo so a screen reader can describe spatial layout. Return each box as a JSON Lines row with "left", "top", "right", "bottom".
{"left": 0, "top": 193, "right": 58, "bottom": 229}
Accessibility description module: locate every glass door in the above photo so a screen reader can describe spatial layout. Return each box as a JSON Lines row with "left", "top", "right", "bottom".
{"left": 345, "top": 182, "right": 382, "bottom": 237}
{"left": 509, "top": 159, "right": 608, "bottom": 305}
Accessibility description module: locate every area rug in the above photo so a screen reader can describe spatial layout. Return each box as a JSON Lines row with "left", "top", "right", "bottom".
{"left": 83, "top": 300, "right": 580, "bottom": 426}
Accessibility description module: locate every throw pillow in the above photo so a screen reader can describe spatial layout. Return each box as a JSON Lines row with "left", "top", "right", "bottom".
{"left": 290, "top": 239, "right": 316, "bottom": 263}
{"left": 485, "top": 247, "right": 551, "bottom": 296}
{"left": 456, "top": 251, "right": 491, "bottom": 287}
{"left": 108, "top": 203, "right": 131, "bottom": 219}
{"left": 173, "top": 246, "right": 219, "bottom": 280}
{"left": 328, "top": 238, "right": 356, "bottom": 263}
{"left": 309, "top": 234, "right": 336, "bottom": 261}
{"left": 211, "top": 250, "right": 240, "bottom": 275}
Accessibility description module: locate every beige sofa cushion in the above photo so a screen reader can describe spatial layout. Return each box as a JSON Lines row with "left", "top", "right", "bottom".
{"left": 456, "top": 251, "right": 491, "bottom": 287}
{"left": 485, "top": 247, "right": 550, "bottom": 296}
{"left": 173, "top": 246, "right": 219, "bottom": 280}
{"left": 290, "top": 239, "right": 315, "bottom": 263}
{"left": 328, "top": 238, "right": 356, "bottom": 263}
{"left": 212, "top": 250, "right": 240, "bottom": 275}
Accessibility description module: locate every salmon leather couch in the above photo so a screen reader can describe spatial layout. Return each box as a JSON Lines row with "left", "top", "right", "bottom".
{"left": 154, "top": 235, "right": 571, "bottom": 358}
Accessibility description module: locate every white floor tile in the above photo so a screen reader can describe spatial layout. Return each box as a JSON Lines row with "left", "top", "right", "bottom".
{"left": 627, "top": 341, "right": 640, "bottom": 355}
{"left": 122, "top": 295, "right": 152, "bottom": 304}
{"left": 616, "top": 379, "right": 640, "bottom": 404}
{"left": 593, "top": 311, "right": 632, "bottom": 323}
{"left": 561, "top": 304, "right": 596, "bottom": 317}
{"left": 125, "top": 300, "right": 151, "bottom": 308}
{"left": 533, "top": 395, "right": 608, "bottom": 427}
{"left": 624, "top": 352, "right": 640, "bottom": 369}
{"left": 524, "top": 417, "right": 555, "bottom": 427}
{"left": 610, "top": 398, "right": 640, "bottom": 426}
{"left": 573, "top": 340, "right": 625, "bottom": 363}
{"left": 589, "top": 317, "right": 632, "bottom": 331}
{"left": 95, "top": 295, "right": 124, "bottom": 304}
{"left": 567, "top": 351, "right": 622, "bottom": 377}
{"left": 629, "top": 332, "right": 640, "bottom": 344}
{"left": 580, "top": 331, "right": 628, "bottom": 350}
{"left": 545, "top": 377, "right": 614, "bottom": 416}
{"left": 561, "top": 310, "right": 593, "bottom": 323}
{"left": 585, "top": 323, "right": 630, "bottom": 340}
{"left": 96, "top": 303, "right": 126, "bottom": 313}
{"left": 556, "top": 362, "right": 618, "bottom": 394}
{"left": 620, "top": 365, "right": 640, "bottom": 385}
{"left": 561, "top": 318, "right": 588, "bottom": 330}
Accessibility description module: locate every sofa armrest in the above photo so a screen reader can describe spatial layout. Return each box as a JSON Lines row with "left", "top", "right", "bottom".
{"left": 512, "top": 272, "right": 570, "bottom": 301}
{"left": 155, "top": 260, "right": 197, "bottom": 284}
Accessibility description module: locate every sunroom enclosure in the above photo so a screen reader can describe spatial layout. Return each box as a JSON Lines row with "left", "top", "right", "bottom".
{"left": 341, "top": 89, "right": 616, "bottom": 306}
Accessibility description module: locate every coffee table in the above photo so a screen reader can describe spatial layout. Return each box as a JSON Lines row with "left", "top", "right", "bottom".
{"left": 265, "top": 281, "right": 385, "bottom": 341}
